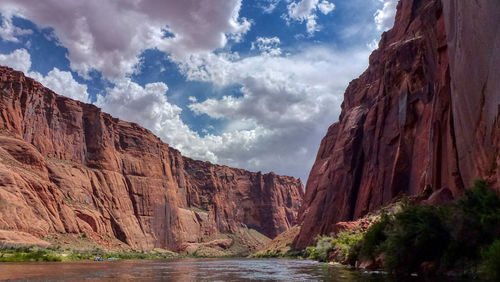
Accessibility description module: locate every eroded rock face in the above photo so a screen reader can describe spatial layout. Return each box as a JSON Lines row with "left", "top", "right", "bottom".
{"left": 0, "top": 66, "right": 304, "bottom": 250}
{"left": 295, "top": 0, "right": 499, "bottom": 248}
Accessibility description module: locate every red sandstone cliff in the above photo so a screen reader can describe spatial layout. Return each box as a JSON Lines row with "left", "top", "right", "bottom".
{"left": 295, "top": 0, "right": 499, "bottom": 248}
{"left": 0, "top": 66, "right": 304, "bottom": 251}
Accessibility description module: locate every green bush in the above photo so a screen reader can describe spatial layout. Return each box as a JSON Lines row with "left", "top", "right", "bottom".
{"left": 329, "top": 231, "right": 363, "bottom": 263}
{"left": 481, "top": 239, "right": 500, "bottom": 279}
{"left": 0, "top": 248, "right": 62, "bottom": 262}
{"left": 308, "top": 235, "right": 333, "bottom": 262}
{"left": 353, "top": 179, "right": 500, "bottom": 277}
{"left": 441, "top": 180, "right": 500, "bottom": 270}
{"left": 458, "top": 180, "right": 500, "bottom": 243}
{"left": 305, "top": 231, "right": 363, "bottom": 263}
{"left": 252, "top": 250, "right": 282, "bottom": 258}
{"left": 251, "top": 248, "right": 304, "bottom": 259}
{"left": 359, "top": 213, "right": 390, "bottom": 260}
{"left": 381, "top": 204, "right": 450, "bottom": 274}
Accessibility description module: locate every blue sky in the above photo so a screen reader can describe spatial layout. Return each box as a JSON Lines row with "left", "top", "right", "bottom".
{"left": 0, "top": 0, "right": 397, "bottom": 182}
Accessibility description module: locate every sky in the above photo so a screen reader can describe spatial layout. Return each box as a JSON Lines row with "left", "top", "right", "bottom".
{"left": 0, "top": 0, "right": 398, "bottom": 182}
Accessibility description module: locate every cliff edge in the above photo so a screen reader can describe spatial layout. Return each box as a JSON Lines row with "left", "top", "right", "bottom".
{"left": 0, "top": 66, "right": 304, "bottom": 252}
{"left": 295, "top": 0, "right": 499, "bottom": 248}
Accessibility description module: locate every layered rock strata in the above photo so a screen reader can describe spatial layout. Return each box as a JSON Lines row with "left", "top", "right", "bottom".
{"left": 0, "top": 66, "right": 304, "bottom": 251}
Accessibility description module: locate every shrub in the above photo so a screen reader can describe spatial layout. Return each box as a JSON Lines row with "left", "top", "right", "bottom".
{"left": 308, "top": 235, "right": 334, "bottom": 262}
{"left": 481, "top": 239, "right": 500, "bottom": 279}
{"left": 305, "top": 231, "right": 363, "bottom": 263}
{"left": 0, "top": 248, "right": 62, "bottom": 262}
{"left": 441, "top": 180, "right": 500, "bottom": 269}
{"left": 329, "top": 231, "right": 363, "bottom": 263}
{"left": 381, "top": 204, "right": 450, "bottom": 274}
{"left": 458, "top": 180, "right": 500, "bottom": 242}
{"left": 359, "top": 212, "right": 390, "bottom": 260}
{"left": 354, "top": 179, "right": 500, "bottom": 276}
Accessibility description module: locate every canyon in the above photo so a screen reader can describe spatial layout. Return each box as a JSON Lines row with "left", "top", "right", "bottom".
{"left": 295, "top": 0, "right": 500, "bottom": 248}
{"left": 0, "top": 0, "right": 498, "bottom": 257}
{"left": 0, "top": 66, "right": 304, "bottom": 253}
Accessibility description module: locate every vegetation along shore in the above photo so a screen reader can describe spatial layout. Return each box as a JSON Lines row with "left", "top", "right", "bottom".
{"left": 254, "top": 181, "right": 500, "bottom": 280}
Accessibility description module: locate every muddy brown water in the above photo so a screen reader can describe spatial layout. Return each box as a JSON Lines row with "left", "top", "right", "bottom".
{"left": 0, "top": 258, "right": 480, "bottom": 281}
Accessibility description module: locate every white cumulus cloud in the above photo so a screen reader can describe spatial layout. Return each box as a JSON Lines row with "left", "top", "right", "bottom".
{"left": 286, "top": 0, "right": 335, "bottom": 35}
{"left": 251, "top": 36, "right": 282, "bottom": 56}
{"left": 261, "top": 0, "right": 281, "bottom": 13}
{"left": 318, "top": 1, "right": 335, "bottom": 14}
{"left": 95, "top": 78, "right": 271, "bottom": 165}
{"left": 0, "top": 49, "right": 90, "bottom": 103}
{"left": 374, "top": 0, "right": 398, "bottom": 31}
{"left": 0, "top": 0, "right": 250, "bottom": 80}
{"left": 89, "top": 45, "right": 370, "bottom": 180}
{"left": 0, "top": 13, "right": 32, "bottom": 43}
{"left": 176, "top": 46, "right": 369, "bottom": 179}
{"left": 0, "top": 0, "right": 389, "bottom": 181}
{"left": 0, "top": 48, "right": 31, "bottom": 73}
{"left": 29, "top": 68, "right": 90, "bottom": 103}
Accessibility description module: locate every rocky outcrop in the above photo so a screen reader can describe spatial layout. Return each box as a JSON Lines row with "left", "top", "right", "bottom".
{"left": 295, "top": 0, "right": 499, "bottom": 248}
{"left": 0, "top": 66, "right": 304, "bottom": 251}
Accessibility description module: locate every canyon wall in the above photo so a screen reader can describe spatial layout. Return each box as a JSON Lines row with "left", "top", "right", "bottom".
{"left": 0, "top": 66, "right": 304, "bottom": 251}
{"left": 295, "top": 0, "right": 499, "bottom": 248}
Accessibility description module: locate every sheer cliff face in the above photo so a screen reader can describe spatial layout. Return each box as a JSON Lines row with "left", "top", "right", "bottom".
{"left": 295, "top": 0, "right": 500, "bottom": 248}
{"left": 0, "top": 67, "right": 304, "bottom": 250}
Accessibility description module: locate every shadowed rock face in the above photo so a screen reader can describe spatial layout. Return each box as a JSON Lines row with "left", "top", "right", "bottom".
{"left": 295, "top": 0, "right": 500, "bottom": 248}
{"left": 0, "top": 66, "right": 304, "bottom": 250}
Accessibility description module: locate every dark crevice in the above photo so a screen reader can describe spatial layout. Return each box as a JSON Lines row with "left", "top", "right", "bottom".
{"left": 349, "top": 150, "right": 365, "bottom": 221}
{"left": 110, "top": 216, "right": 127, "bottom": 243}
{"left": 348, "top": 112, "right": 367, "bottom": 221}
{"left": 125, "top": 176, "right": 143, "bottom": 231}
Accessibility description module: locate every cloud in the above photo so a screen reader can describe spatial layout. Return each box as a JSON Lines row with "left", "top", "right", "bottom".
{"left": 318, "top": 1, "right": 335, "bottom": 14}
{"left": 0, "top": 0, "right": 384, "bottom": 181}
{"left": 0, "top": 49, "right": 89, "bottom": 103}
{"left": 29, "top": 68, "right": 90, "bottom": 103}
{"left": 0, "top": 45, "right": 368, "bottom": 180}
{"left": 89, "top": 45, "right": 370, "bottom": 180}
{"left": 374, "top": 0, "right": 398, "bottom": 31}
{"left": 260, "top": 0, "right": 281, "bottom": 13}
{"left": 285, "top": 0, "right": 335, "bottom": 35}
{"left": 0, "top": 0, "right": 250, "bottom": 79}
{"left": 0, "top": 48, "right": 31, "bottom": 73}
{"left": 251, "top": 36, "right": 281, "bottom": 56}
{"left": 178, "top": 46, "right": 369, "bottom": 179}
{"left": 95, "top": 78, "right": 268, "bottom": 164}
{"left": 0, "top": 13, "right": 32, "bottom": 43}
{"left": 96, "top": 80, "right": 176, "bottom": 135}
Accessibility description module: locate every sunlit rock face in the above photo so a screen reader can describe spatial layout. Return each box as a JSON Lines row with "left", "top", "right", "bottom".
{"left": 0, "top": 66, "right": 304, "bottom": 251}
{"left": 294, "top": 0, "right": 499, "bottom": 249}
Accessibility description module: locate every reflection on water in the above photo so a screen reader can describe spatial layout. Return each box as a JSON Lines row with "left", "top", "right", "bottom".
{"left": 0, "top": 259, "right": 385, "bottom": 281}
{"left": 0, "top": 258, "right": 460, "bottom": 281}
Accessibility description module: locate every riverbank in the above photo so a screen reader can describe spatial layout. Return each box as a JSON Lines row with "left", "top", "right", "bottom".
{"left": 0, "top": 242, "right": 181, "bottom": 262}
{"left": 0, "top": 241, "right": 269, "bottom": 262}
{"left": 0, "top": 225, "right": 271, "bottom": 262}
{"left": 254, "top": 181, "right": 500, "bottom": 280}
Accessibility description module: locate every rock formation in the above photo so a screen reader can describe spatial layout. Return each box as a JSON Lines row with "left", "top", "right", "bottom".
{"left": 295, "top": 0, "right": 499, "bottom": 248}
{"left": 0, "top": 66, "right": 304, "bottom": 251}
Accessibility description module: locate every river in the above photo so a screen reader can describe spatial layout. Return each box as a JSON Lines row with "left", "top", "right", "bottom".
{"left": 0, "top": 258, "right": 394, "bottom": 281}
{"left": 0, "top": 258, "right": 480, "bottom": 281}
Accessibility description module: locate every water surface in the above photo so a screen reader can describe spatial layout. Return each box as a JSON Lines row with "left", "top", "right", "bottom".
{"left": 0, "top": 258, "right": 470, "bottom": 281}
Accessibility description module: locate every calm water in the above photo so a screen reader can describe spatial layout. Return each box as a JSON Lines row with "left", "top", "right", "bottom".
{"left": 0, "top": 258, "right": 478, "bottom": 281}
{"left": 0, "top": 258, "right": 392, "bottom": 281}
